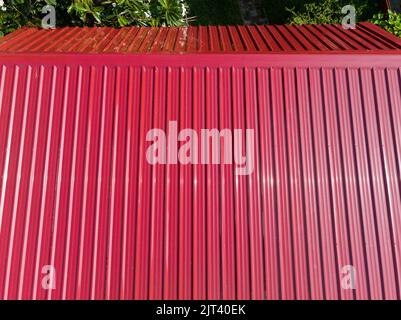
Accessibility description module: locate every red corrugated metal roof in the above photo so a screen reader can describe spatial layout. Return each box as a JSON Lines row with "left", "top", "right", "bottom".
{"left": 0, "top": 23, "right": 401, "bottom": 300}
{"left": 1, "top": 22, "right": 401, "bottom": 53}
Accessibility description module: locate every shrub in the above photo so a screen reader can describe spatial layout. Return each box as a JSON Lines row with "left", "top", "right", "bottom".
{"left": 286, "top": 0, "right": 343, "bottom": 25}
{"left": 372, "top": 10, "right": 401, "bottom": 38}
{"left": 68, "top": 0, "right": 188, "bottom": 27}
{"left": 0, "top": 0, "right": 188, "bottom": 37}
{"left": 275, "top": 0, "right": 379, "bottom": 25}
{"left": 0, "top": 0, "right": 72, "bottom": 36}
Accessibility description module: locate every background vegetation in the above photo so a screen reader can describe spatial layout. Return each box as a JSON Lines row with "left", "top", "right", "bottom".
{"left": 187, "top": 0, "right": 241, "bottom": 25}
{"left": 262, "top": 0, "right": 380, "bottom": 25}
{"left": 0, "top": 0, "right": 189, "bottom": 36}
{"left": 372, "top": 9, "right": 401, "bottom": 37}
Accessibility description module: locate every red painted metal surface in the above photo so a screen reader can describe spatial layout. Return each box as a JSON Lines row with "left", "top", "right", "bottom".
{"left": 1, "top": 22, "right": 401, "bottom": 54}
{"left": 0, "top": 23, "right": 401, "bottom": 300}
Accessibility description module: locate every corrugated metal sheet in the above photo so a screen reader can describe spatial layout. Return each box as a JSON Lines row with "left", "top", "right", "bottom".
{"left": 0, "top": 23, "right": 401, "bottom": 300}
{"left": 1, "top": 22, "right": 401, "bottom": 53}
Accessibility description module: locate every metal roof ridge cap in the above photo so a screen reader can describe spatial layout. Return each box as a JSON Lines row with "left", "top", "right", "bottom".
{"left": 1, "top": 49, "right": 401, "bottom": 55}
{"left": 1, "top": 52, "right": 401, "bottom": 69}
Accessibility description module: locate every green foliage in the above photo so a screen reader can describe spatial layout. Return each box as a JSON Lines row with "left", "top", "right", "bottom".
{"left": 372, "top": 10, "right": 401, "bottom": 38}
{"left": 0, "top": 0, "right": 188, "bottom": 36}
{"left": 68, "top": 0, "right": 188, "bottom": 27}
{"left": 68, "top": 0, "right": 103, "bottom": 25}
{"left": 286, "top": 0, "right": 378, "bottom": 25}
{"left": 263, "top": 0, "right": 380, "bottom": 25}
{"left": 152, "top": 0, "right": 184, "bottom": 26}
{"left": 0, "top": 0, "right": 60, "bottom": 36}
{"left": 0, "top": 0, "right": 75, "bottom": 35}
{"left": 286, "top": 0, "right": 340, "bottom": 25}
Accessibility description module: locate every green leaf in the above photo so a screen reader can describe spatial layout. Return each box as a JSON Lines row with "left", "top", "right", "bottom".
{"left": 118, "top": 15, "right": 129, "bottom": 26}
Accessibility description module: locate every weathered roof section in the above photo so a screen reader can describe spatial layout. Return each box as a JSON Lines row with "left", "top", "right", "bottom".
{"left": 1, "top": 22, "right": 401, "bottom": 54}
